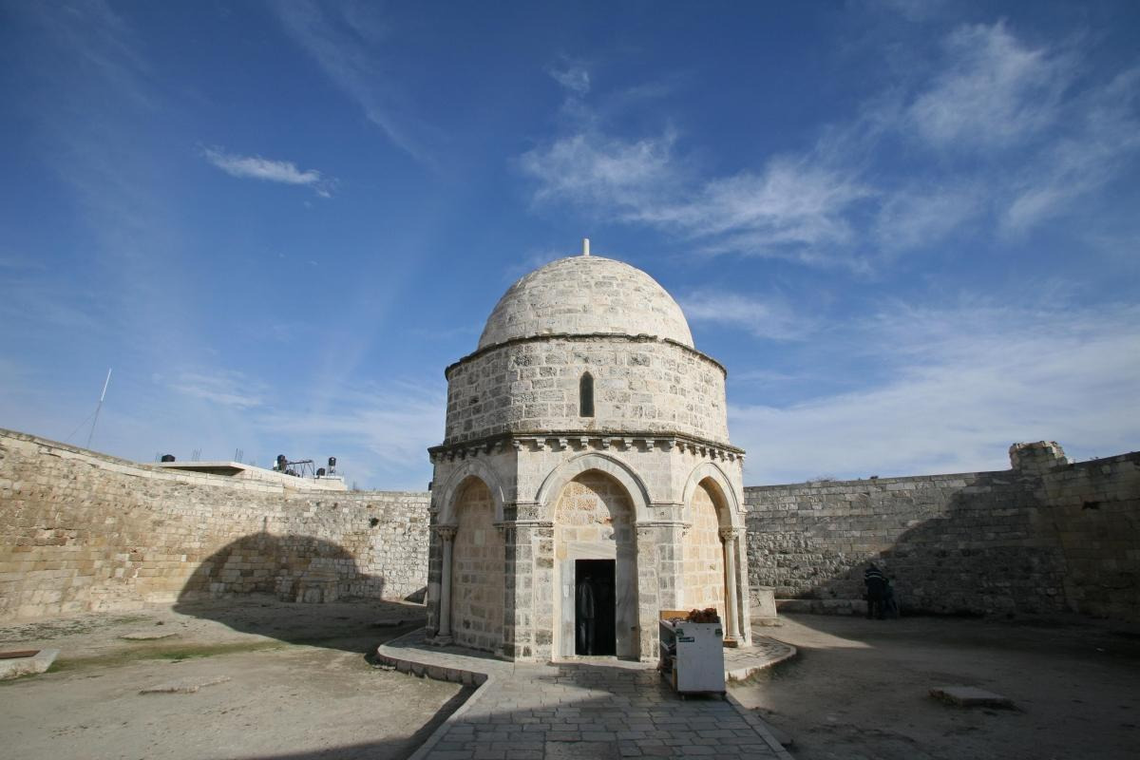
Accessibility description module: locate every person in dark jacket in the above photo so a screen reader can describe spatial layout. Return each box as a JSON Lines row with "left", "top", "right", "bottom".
{"left": 864, "top": 563, "right": 888, "bottom": 619}
{"left": 576, "top": 572, "right": 597, "bottom": 654}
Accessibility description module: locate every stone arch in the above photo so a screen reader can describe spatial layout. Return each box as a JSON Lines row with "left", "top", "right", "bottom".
{"left": 680, "top": 461, "right": 741, "bottom": 529}
{"left": 535, "top": 452, "right": 651, "bottom": 523}
{"left": 436, "top": 459, "right": 506, "bottom": 526}
{"left": 680, "top": 461, "right": 743, "bottom": 627}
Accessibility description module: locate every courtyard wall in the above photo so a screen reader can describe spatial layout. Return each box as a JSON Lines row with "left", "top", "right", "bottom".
{"left": 745, "top": 444, "right": 1140, "bottom": 621}
{"left": 0, "top": 429, "right": 429, "bottom": 620}
{"left": 3, "top": 427, "right": 1137, "bottom": 625}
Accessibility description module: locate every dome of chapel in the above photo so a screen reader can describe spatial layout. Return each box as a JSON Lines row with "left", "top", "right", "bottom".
{"left": 477, "top": 255, "right": 694, "bottom": 350}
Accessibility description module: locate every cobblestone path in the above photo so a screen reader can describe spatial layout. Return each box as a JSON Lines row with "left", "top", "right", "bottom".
{"left": 420, "top": 662, "right": 788, "bottom": 760}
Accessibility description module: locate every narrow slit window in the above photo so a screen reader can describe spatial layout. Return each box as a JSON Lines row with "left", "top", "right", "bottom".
{"left": 579, "top": 372, "right": 595, "bottom": 417}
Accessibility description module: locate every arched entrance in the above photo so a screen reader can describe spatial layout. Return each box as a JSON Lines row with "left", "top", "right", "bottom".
{"left": 450, "top": 477, "right": 505, "bottom": 653}
{"left": 552, "top": 470, "right": 640, "bottom": 659}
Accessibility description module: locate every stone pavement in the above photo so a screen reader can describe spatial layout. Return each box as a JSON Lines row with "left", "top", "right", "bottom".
{"left": 376, "top": 628, "right": 795, "bottom": 760}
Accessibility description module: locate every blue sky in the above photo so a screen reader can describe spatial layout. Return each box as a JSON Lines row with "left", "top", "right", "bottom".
{"left": 1, "top": 1, "right": 1138, "bottom": 489}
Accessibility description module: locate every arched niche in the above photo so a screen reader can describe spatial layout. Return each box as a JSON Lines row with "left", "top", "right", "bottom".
{"left": 436, "top": 460, "right": 507, "bottom": 526}
{"left": 680, "top": 461, "right": 742, "bottom": 529}
{"left": 449, "top": 477, "right": 505, "bottom": 653}
{"left": 534, "top": 452, "right": 651, "bottom": 523}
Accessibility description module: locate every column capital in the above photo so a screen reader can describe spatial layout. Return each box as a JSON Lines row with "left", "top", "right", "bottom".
{"left": 434, "top": 524, "right": 458, "bottom": 540}
{"left": 719, "top": 527, "right": 743, "bottom": 542}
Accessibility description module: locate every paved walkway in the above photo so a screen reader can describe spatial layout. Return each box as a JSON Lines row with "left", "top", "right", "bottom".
{"left": 377, "top": 629, "right": 796, "bottom": 760}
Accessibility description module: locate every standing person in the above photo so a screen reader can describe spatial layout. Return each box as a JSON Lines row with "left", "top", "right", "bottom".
{"left": 576, "top": 572, "right": 596, "bottom": 655}
{"left": 864, "top": 563, "right": 888, "bottom": 619}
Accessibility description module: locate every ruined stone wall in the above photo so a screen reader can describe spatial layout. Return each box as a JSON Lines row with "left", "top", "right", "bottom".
{"left": 744, "top": 445, "right": 1139, "bottom": 621}
{"left": 1042, "top": 454, "right": 1140, "bottom": 621}
{"left": 0, "top": 429, "right": 430, "bottom": 620}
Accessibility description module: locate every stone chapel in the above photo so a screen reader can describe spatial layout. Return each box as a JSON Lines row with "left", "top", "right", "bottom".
{"left": 424, "top": 243, "right": 750, "bottom": 662}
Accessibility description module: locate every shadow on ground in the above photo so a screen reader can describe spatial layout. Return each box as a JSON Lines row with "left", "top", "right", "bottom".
{"left": 172, "top": 532, "right": 426, "bottom": 655}
{"left": 732, "top": 613, "right": 1140, "bottom": 760}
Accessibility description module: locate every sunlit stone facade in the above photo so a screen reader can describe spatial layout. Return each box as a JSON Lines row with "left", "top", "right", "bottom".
{"left": 425, "top": 251, "right": 750, "bottom": 661}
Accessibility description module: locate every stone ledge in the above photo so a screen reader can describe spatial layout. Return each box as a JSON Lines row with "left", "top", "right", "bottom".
{"left": 724, "top": 634, "right": 798, "bottom": 682}
{"left": 0, "top": 648, "right": 58, "bottom": 680}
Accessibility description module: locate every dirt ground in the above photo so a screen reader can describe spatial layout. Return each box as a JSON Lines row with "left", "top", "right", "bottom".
{"left": 732, "top": 613, "right": 1140, "bottom": 760}
{"left": 0, "top": 596, "right": 466, "bottom": 760}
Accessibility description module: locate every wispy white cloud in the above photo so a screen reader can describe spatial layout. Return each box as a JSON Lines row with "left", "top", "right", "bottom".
{"left": 733, "top": 301, "right": 1140, "bottom": 483}
{"left": 548, "top": 62, "right": 591, "bottom": 96}
{"left": 907, "top": 21, "right": 1073, "bottom": 150}
{"left": 1003, "top": 67, "right": 1140, "bottom": 232}
{"left": 521, "top": 129, "right": 681, "bottom": 212}
{"left": 521, "top": 21, "right": 1140, "bottom": 265}
{"left": 272, "top": 0, "right": 433, "bottom": 161}
{"left": 257, "top": 380, "right": 444, "bottom": 485}
{"left": 655, "top": 160, "right": 872, "bottom": 260}
{"left": 202, "top": 146, "right": 335, "bottom": 196}
{"left": 680, "top": 291, "right": 813, "bottom": 341}
{"left": 865, "top": 0, "right": 948, "bottom": 22}
{"left": 170, "top": 370, "right": 266, "bottom": 410}
{"left": 874, "top": 181, "right": 982, "bottom": 252}
{"left": 521, "top": 130, "right": 871, "bottom": 265}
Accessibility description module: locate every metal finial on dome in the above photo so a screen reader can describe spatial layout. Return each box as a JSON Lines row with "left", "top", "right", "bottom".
{"left": 582, "top": 238, "right": 590, "bottom": 256}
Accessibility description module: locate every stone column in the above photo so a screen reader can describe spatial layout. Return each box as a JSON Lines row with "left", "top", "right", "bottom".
{"left": 720, "top": 527, "right": 741, "bottom": 646}
{"left": 434, "top": 525, "right": 457, "bottom": 644}
{"left": 635, "top": 524, "right": 662, "bottom": 662}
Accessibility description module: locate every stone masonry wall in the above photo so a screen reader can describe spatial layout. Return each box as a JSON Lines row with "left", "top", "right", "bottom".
{"left": 443, "top": 336, "right": 728, "bottom": 446}
{"left": 0, "top": 429, "right": 429, "bottom": 620}
{"left": 745, "top": 444, "right": 1140, "bottom": 621}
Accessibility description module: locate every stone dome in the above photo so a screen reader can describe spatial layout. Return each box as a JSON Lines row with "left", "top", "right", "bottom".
{"left": 477, "top": 255, "right": 694, "bottom": 350}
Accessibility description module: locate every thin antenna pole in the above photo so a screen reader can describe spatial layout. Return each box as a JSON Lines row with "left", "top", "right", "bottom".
{"left": 86, "top": 368, "right": 112, "bottom": 449}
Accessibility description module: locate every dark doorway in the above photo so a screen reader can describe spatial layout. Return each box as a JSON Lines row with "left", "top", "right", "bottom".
{"left": 575, "top": 559, "right": 616, "bottom": 656}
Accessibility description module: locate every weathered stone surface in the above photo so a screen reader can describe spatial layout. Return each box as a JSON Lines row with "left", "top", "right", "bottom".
{"left": 0, "top": 648, "right": 57, "bottom": 679}
{"left": 745, "top": 444, "right": 1139, "bottom": 622}
{"left": 930, "top": 685, "right": 1015, "bottom": 708}
{"left": 478, "top": 256, "right": 694, "bottom": 350}
{"left": 441, "top": 336, "right": 730, "bottom": 446}
{"left": 139, "top": 675, "right": 231, "bottom": 694}
{"left": 0, "top": 429, "right": 430, "bottom": 620}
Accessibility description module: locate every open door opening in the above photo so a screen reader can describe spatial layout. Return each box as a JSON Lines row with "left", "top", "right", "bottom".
{"left": 574, "top": 559, "right": 616, "bottom": 656}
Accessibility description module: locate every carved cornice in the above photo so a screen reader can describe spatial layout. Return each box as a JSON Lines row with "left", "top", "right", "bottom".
{"left": 429, "top": 431, "right": 744, "bottom": 463}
